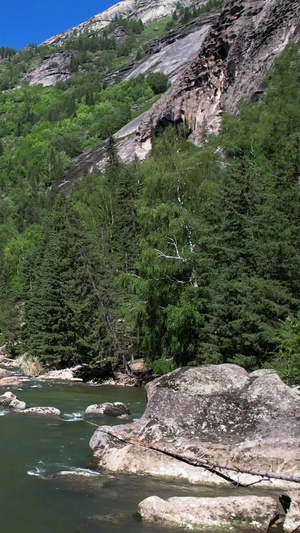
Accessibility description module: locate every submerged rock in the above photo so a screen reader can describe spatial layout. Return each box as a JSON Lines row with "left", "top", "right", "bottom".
{"left": 85, "top": 402, "right": 131, "bottom": 418}
{"left": 90, "top": 364, "right": 300, "bottom": 486}
{"left": 137, "top": 495, "right": 279, "bottom": 531}
{"left": 46, "top": 470, "right": 114, "bottom": 492}
{"left": 0, "top": 377, "right": 22, "bottom": 387}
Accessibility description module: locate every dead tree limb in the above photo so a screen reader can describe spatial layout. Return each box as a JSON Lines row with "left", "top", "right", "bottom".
{"left": 101, "top": 429, "right": 300, "bottom": 486}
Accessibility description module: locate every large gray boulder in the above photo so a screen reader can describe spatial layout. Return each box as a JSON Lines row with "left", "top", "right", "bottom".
{"left": 90, "top": 364, "right": 300, "bottom": 486}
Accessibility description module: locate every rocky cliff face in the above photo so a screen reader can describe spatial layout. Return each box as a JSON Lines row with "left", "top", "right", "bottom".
{"left": 22, "top": 52, "right": 76, "bottom": 87}
{"left": 43, "top": 0, "right": 199, "bottom": 47}
{"left": 137, "top": 0, "right": 300, "bottom": 147}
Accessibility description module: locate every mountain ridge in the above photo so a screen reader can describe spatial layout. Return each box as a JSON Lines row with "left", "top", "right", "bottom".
{"left": 43, "top": 0, "right": 200, "bottom": 47}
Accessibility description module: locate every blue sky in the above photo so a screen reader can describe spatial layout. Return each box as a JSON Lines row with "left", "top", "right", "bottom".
{"left": 0, "top": 1, "right": 117, "bottom": 50}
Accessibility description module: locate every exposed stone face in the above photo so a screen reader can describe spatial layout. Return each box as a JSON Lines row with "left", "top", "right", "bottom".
{"left": 137, "top": 0, "right": 300, "bottom": 147}
{"left": 124, "top": 23, "right": 211, "bottom": 83}
{"left": 138, "top": 495, "right": 279, "bottom": 531}
{"left": 90, "top": 365, "right": 300, "bottom": 486}
{"left": 22, "top": 52, "right": 76, "bottom": 87}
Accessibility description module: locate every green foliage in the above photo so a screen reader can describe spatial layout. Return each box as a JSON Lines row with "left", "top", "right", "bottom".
{"left": 151, "top": 357, "right": 177, "bottom": 375}
{"left": 272, "top": 314, "right": 300, "bottom": 385}
{"left": 147, "top": 72, "right": 169, "bottom": 94}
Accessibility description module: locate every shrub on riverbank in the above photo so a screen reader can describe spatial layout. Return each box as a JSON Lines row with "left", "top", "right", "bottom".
{"left": 15, "top": 354, "right": 44, "bottom": 377}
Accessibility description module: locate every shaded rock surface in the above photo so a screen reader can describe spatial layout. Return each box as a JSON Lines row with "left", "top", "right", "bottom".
{"left": 85, "top": 402, "right": 131, "bottom": 418}
{"left": 284, "top": 491, "right": 300, "bottom": 533}
{"left": 90, "top": 364, "right": 300, "bottom": 486}
{"left": 138, "top": 495, "right": 279, "bottom": 531}
{"left": 137, "top": 0, "right": 300, "bottom": 147}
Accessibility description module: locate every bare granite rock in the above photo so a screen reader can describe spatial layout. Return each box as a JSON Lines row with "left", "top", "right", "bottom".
{"left": 137, "top": 495, "right": 279, "bottom": 531}
{"left": 39, "top": 366, "right": 83, "bottom": 381}
{"left": 90, "top": 364, "right": 300, "bottom": 487}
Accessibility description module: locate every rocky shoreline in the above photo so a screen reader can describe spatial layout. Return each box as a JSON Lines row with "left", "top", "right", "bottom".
{"left": 1, "top": 351, "right": 299, "bottom": 531}
{"left": 89, "top": 364, "right": 300, "bottom": 531}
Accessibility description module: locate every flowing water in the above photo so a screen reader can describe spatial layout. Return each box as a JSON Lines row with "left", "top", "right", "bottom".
{"left": 0, "top": 374, "right": 276, "bottom": 533}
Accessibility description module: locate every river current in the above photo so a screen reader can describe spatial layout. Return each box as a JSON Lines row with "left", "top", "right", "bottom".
{"left": 0, "top": 377, "right": 210, "bottom": 533}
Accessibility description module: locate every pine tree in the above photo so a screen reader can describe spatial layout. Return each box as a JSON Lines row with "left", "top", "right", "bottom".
{"left": 24, "top": 195, "right": 113, "bottom": 367}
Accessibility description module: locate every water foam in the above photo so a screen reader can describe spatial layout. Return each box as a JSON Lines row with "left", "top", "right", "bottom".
{"left": 63, "top": 412, "right": 83, "bottom": 422}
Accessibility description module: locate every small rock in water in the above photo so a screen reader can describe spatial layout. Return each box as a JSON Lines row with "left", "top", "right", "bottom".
{"left": 0, "top": 392, "right": 26, "bottom": 411}
{"left": 47, "top": 470, "right": 113, "bottom": 491}
{"left": 0, "top": 391, "right": 16, "bottom": 406}
{"left": 85, "top": 402, "right": 131, "bottom": 418}
{"left": 20, "top": 407, "right": 61, "bottom": 416}
{"left": 9, "top": 399, "right": 27, "bottom": 411}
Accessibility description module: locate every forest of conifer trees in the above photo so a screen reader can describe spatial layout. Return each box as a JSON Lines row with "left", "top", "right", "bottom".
{"left": 0, "top": 33, "right": 299, "bottom": 383}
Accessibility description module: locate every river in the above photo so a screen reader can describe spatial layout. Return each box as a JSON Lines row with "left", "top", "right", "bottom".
{"left": 0, "top": 376, "right": 215, "bottom": 533}
{"left": 1, "top": 374, "right": 278, "bottom": 533}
